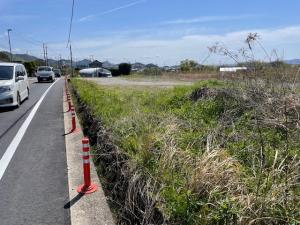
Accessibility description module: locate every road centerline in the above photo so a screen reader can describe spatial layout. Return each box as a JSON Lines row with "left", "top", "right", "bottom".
{"left": 0, "top": 79, "right": 60, "bottom": 181}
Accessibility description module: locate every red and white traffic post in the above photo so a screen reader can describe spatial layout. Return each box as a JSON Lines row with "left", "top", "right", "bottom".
{"left": 65, "top": 86, "right": 69, "bottom": 96}
{"left": 77, "top": 138, "right": 98, "bottom": 194}
{"left": 65, "top": 75, "right": 69, "bottom": 92}
{"left": 67, "top": 94, "right": 72, "bottom": 111}
{"left": 71, "top": 105, "right": 80, "bottom": 133}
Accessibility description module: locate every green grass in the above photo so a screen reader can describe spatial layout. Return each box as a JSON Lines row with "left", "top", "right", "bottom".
{"left": 71, "top": 78, "right": 299, "bottom": 225}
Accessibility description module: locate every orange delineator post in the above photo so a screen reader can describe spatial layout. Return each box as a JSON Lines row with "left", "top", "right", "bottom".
{"left": 77, "top": 138, "right": 98, "bottom": 194}
{"left": 65, "top": 76, "right": 68, "bottom": 92}
{"left": 70, "top": 106, "right": 80, "bottom": 133}
{"left": 67, "top": 94, "right": 72, "bottom": 111}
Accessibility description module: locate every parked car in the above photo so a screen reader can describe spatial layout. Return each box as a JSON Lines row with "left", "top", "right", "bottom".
{"left": 0, "top": 63, "right": 29, "bottom": 108}
{"left": 98, "top": 68, "right": 112, "bottom": 77}
{"left": 36, "top": 66, "right": 55, "bottom": 82}
{"left": 53, "top": 69, "right": 62, "bottom": 77}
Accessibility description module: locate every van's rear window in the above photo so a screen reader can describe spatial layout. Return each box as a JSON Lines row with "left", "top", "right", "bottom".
{"left": 0, "top": 66, "right": 14, "bottom": 80}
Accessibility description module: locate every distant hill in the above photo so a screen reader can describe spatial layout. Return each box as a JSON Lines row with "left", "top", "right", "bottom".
{"left": 285, "top": 59, "right": 300, "bottom": 65}
{"left": 14, "top": 53, "right": 39, "bottom": 61}
{"left": 145, "top": 63, "right": 159, "bottom": 68}
{"left": 48, "top": 59, "right": 59, "bottom": 67}
{"left": 102, "top": 61, "right": 117, "bottom": 69}
{"left": 131, "top": 62, "right": 146, "bottom": 71}
{"left": 76, "top": 59, "right": 91, "bottom": 67}
{"left": 0, "top": 51, "right": 147, "bottom": 70}
{"left": 132, "top": 62, "right": 145, "bottom": 68}
{"left": 0, "top": 51, "right": 83, "bottom": 67}
{"left": 0, "top": 51, "right": 40, "bottom": 62}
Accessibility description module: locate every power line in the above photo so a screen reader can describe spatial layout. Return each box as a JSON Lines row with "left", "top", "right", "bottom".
{"left": 67, "top": 0, "right": 75, "bottom": 47}
{"left": 11, "top": 30, "right": 43, "bottom": 45}
{"left": 66, "top": 0, "right": 75, "bottom": 76}
{"left": 13, "top": 36, "right": 42, "bottom": 47}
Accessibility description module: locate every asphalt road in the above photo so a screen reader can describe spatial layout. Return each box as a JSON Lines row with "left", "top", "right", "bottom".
{"left": 0, "top": 78, "right": 71, "bottom": 225}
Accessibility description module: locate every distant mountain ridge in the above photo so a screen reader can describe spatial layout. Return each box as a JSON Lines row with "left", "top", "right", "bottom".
{"left": 285, "top": 59, "right": 300, "bottom": 65}
{"left": 14, "top": 53, "right": 39, "bottom": 61}
{"left": 76, "top": 59, "right": 91, "bottom": 67}
{"left": 0, "top": 51, "right": 39, "bottom": 62}
{"left": 0, "top": 51, "right": 114, "bottom": 68}
{"left": 102, "top": 61, "right": 117, "bottom": 69}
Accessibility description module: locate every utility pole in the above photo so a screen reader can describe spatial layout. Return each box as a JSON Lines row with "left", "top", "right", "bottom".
{"left": 89, "top": 55, "right": 94, "bottom": 62}
{"left": 7, "top": 29, "right": 13, "bottom": 62}
{"left": 45, "top": 45, "right": 48, "bottom": 66}
{"left": 69, "top": 43, "right": 74, "bottom": 77}
{"left": 59, "top": 54, "right": 62, "bottom": 69}
{"left": 43, "top": 43, "right": 46, "bottom": 66}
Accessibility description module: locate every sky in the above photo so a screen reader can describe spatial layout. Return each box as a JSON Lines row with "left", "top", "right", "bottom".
{"left": 0, "top": 0, "right": 300, "bottom": 65}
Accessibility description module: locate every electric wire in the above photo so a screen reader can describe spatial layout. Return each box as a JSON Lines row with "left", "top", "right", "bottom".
{"left": 67, "top": 0, "right": 75, "bottom": 47}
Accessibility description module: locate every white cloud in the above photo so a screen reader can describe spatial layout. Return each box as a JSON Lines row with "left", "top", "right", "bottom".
{"left": 12, "top": 48, "right": 21, "bottom": 52}
{"left": 45, "top": 25, "right": 300, "bottom": 65}
{"left": 79, "top": 0, "right": 146, "bottom": 22}
{"left": 50, "top": 39, "right": 114, "bottom": 50}
{"left": 162, "top": 15, "right": 257, "bottom": 25}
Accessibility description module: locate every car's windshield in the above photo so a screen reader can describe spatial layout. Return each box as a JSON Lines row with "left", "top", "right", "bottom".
{"left": 0, "top": 66, "right": 14, "bottom": 80}
{"left": 38, "top": 67, "right": 51, "bottom": 72}
{"left": 53, "top": 69, "right": 60, "bottom": 73}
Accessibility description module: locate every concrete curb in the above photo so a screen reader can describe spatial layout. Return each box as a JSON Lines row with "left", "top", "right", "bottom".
{"left": 63, "top": 87, "right": 115, "bottom": 225}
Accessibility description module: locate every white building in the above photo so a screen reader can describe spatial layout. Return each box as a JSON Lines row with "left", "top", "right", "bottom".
{"left": 219, "top": 67, "right": 247, "bottom": 78}
{"left": 79, "top": 68, "right": 112, "bottom": 78}
{"left": 219, "top": 67, "right": 247, "bottom": 72}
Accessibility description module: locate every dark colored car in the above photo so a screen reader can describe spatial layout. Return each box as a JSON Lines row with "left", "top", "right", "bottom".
{"left": 53, "top": 69, "right": 62, "bottom": 77}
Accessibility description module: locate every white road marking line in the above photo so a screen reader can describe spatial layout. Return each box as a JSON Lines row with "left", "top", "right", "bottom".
{"left": 0, "top": 79, "right": 60, "bottom": 181}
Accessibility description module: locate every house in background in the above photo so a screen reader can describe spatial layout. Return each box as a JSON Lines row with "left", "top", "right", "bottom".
{"left": 219, "top": 67, "right": 247, "bottom": 78}
{"left": 89, "top": 60, "right": 102, "bottom": 68}
{"left": 219, "top": 67, "right": 247, "bottom": 73}
{"left": 132, "top": 62, "right": 146, "bottom": 72}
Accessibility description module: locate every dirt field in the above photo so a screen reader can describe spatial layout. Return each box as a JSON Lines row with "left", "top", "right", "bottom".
{"left": 83, "top": 77, "right": 194, "bottom": 88}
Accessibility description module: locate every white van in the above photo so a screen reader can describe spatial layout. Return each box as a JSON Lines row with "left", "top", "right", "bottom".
{"left": 0, "top": 63, "right": 29, "bottom": 108}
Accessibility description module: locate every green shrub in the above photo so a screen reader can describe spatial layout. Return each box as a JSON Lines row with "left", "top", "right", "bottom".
{"left": 0, "top": 51, "right": 10, "bottom": 62}
{"left": 109, "top": 68, "right": 121, "bottom": 76}
{"left": 119, "top": 63, "right": 132, "bottom": 75}
{"left": 24, "top": 61, "right": 37, "bottom": 76}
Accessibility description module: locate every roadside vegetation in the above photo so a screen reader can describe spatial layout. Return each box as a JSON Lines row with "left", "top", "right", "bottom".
{"left": 71, "top": 77, "right": 299, "bottom": 224}
{"left": 71, "top": 34, "right": 299, "bottom": 225}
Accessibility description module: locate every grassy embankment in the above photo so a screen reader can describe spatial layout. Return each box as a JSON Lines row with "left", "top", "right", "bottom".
{"left": 71, "top": 78, "right": 299, "bottom": 225}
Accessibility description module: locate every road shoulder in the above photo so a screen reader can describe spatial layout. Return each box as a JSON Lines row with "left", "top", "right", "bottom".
{"left": 63, "top": 86, "right": 115, "bottom": 225}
